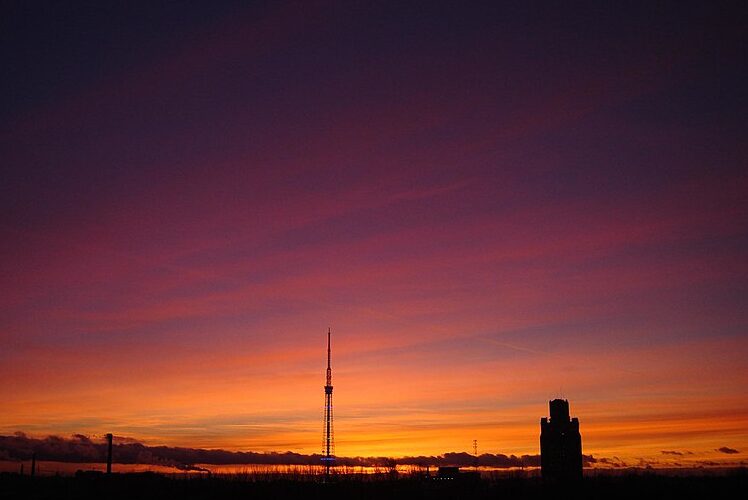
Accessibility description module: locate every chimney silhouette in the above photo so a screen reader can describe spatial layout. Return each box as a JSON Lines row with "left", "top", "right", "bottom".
{"left": 106, "top": 434, "right": 113, "bottom": 474}
{"left": 30, "top": 453, "right": 36, "bottom": 477}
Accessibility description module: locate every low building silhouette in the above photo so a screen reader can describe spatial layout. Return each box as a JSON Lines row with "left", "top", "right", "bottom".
{"left": 436, "top": 466, "right": 460, "bottom": 480}
{"left": 540, "top": 399, "right": 582, "bottom": 480}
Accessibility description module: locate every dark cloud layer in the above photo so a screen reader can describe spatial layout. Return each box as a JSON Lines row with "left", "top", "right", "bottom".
{"left": 661, "top": 450, "right": 694, "bottom": 456}
{"left": 596, "top": 457, "right": 629, "bottom": 468}
{"left": 401, "top": 452, "right": 598, "bottom": 468}
{"left": 3, "top": 434, "right": 741, "bottom": 471}
{"left": 1, "top": 433, "right": 561, "bottom": 469}
{"left": 717, "top": 447, "right": 739, "bottom": 455}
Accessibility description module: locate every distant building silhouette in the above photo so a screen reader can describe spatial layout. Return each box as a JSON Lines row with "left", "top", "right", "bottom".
{"left": 437, "top": 466, "right": 460, "bottom": 479}
{"left": 540, "top": 399, "right": 582, "bottom": 481}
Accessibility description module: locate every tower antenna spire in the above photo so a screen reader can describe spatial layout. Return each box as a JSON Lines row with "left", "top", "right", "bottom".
{"left": 327, "top": 327, "right": 332, "bottom": 381}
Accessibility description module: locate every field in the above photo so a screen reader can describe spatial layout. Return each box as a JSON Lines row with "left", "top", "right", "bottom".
{"left": 1, "top": 469, "right": 745, "bottom": 500}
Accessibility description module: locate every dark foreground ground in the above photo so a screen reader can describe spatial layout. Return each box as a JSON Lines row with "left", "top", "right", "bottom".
{"left": 1, "top": 471, "right": 745, "bottom": 500}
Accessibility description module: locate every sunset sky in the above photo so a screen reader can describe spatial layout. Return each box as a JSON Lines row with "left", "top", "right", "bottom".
{"left": 2, "top": 1, "right": 747, "bottom": 467}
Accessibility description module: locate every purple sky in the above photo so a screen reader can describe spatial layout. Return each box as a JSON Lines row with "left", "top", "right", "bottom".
{"left": 1, "top": 1, "right": 747, "bottom": 464}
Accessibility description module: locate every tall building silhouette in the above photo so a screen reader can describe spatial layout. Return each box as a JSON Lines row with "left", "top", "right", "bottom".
{"left": 321, "top": 328, "right": 335, "bottom": 477}
{"left": 540, "top": 399, "right": 582, "bottom": 480}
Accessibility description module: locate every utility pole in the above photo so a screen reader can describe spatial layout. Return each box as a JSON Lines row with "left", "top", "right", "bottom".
{"left": 106, "top": 433, "right": 113, "bottom": 474}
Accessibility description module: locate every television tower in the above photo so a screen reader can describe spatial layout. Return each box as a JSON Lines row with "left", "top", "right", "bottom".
{"left": 322, "top": 328, "right": 335, "bottom": 478}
